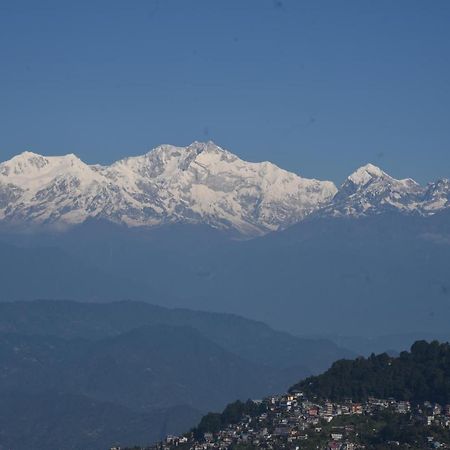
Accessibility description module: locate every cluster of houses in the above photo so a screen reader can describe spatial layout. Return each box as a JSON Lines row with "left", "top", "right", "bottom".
{"left": 119, "top": 393, "right": 450, "bottom": 450}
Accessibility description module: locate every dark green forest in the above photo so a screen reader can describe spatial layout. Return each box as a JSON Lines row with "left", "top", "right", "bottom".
{"left": 192, "top": 400, "right": 265, "bottom": 439}
{"left": 290, "top": 340, "right": 450, "bottom": 404}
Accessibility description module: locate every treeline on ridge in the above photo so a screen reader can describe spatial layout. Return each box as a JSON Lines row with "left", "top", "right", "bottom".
{"left": 290, "top": 340, "right": 450, "bottom": 404}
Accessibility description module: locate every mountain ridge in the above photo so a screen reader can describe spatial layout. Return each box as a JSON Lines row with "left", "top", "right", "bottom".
{"left": 0, "top": 299, "right": 353, "bottom": 449}
{"left": 2, "top": 142, "right": 448, "bottom": 236}
{"left": 0, "top": 142, "right": 336, "bottom": 236}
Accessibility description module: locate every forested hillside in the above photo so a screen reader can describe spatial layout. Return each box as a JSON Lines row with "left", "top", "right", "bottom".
{"left": 290, "top": 340, "right": 450, "bottom": 404}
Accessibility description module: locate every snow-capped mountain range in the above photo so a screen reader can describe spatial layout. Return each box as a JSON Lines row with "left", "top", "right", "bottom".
{"left": 0, "top": 142, "right": 448, "bottom": 236}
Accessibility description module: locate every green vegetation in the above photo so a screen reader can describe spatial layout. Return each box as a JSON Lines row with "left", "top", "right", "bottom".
{"left": 192, "top": 400, "right": 265, "bottom": 439}
{"left": 290, "top": 340, "right": 450, "bottom": 404}
{"left": 127, "top": 340, "right": 450, "bottom": 450}
{"left": 287, "top": 410, "right": 450, "bottom": 450}
{"left": 339, "top": 410, "right": 449, "bottom": 449}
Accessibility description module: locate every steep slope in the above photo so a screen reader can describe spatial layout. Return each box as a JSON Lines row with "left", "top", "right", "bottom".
{"left": 0, "top": 142, "right": 337, "bottom": 236}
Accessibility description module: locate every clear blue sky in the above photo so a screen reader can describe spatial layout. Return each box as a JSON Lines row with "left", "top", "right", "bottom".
{"left": 1, "top": 0, "right": 449, "bottom": 184}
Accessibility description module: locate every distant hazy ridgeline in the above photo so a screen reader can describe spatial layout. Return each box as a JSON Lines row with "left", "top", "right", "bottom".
{"left": 0, "top": 300, "right": 351, "bottom": 450}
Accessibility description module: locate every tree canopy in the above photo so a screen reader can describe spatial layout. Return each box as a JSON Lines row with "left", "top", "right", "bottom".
{"left": 290, "top": 340, "right": 450, "bottom": 404}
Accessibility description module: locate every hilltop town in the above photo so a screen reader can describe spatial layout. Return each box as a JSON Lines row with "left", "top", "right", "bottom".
{"left": 121, "top": 391, "right": 450, "bottom": 450}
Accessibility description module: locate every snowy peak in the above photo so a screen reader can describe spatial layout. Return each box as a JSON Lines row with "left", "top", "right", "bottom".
{"left": 0, "top": 142, "right": 336, "bottom": 235}
{"left": 0, "top": 145, "right": 448, "bottom": 235}
{"left": 347, "top": 163, "right": 385, "bottom": 186}
{"left": 1, "top": 151, "right": 87, "bottom": 178}
{"left": 324, "top": 163, "right": 437, "bottom": 218}
{"left": 346, "top": 163, "right": 419, "bottom": 189}
{"left": 185, "top": 140, "right": 232, "bottom": 157}
{"left": 111, "top": 142, "right": 235, "bottom": 179}
{"left": 0, "top": 151, "right": 48, "bottom": 176}
{"left": 107, "top": 141, "right": 337, "bottom": 234}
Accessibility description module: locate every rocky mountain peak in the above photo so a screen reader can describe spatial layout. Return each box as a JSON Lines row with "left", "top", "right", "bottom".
{"left": 347, "top": 163, "right": 385, "bottom": 186}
